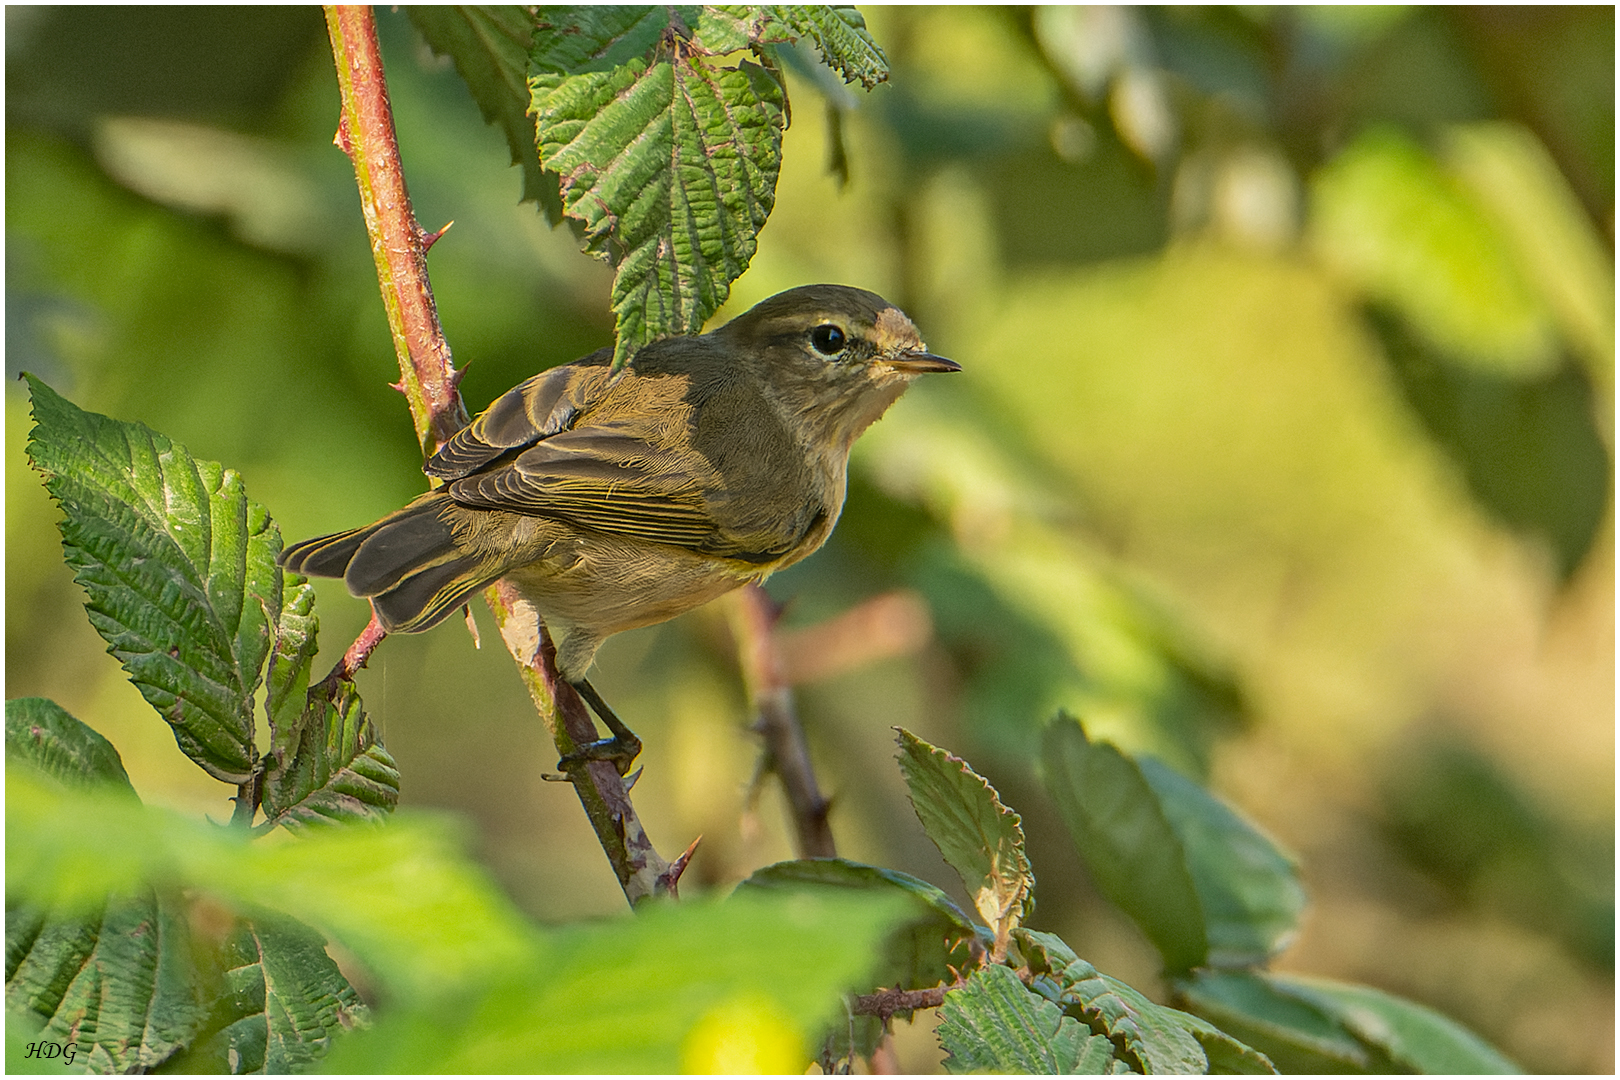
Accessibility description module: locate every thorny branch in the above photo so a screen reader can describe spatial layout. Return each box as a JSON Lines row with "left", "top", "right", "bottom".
{"left": 322, "top": 4, "right": 677, "bottom": 904}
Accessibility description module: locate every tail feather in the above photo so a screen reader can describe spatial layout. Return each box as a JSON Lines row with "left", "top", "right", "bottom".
{"left": 278, "top": 493, "right": 503, "bottom": 633}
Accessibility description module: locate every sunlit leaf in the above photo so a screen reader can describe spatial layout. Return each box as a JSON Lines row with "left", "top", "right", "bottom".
{"left": 530, "top": 51, "right": 785, "bottom": 369}
{"left": 1310, "top": 126, "right": 1556, "bottom": 376}
{"left": 740, "top": 858, "right": 987, "bottom": 1000}
{"left": 895, "top": 729, "right": 1034, "bottom": 940}
{"left": 24, "top": 375, "right": 276, "bottom": 783}
{"left": 1039, "top": 714, "right": 1208, "bottom": 972}
{"left": 325, "top": 890, "right": 911, "bottom": 1073}
{"left": 938, "top": 963, "right": 1122, "bottom": 1074}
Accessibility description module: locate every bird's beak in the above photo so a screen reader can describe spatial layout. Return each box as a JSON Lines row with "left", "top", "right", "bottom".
{"left": 884, "top": 350, "right": 961, "bottom": 374}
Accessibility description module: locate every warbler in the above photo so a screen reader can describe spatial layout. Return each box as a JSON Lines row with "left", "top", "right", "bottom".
{"left": 280, "top": 284, "right": 957, "bottom": 767}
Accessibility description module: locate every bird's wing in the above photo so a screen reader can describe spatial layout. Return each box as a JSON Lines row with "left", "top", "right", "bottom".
{"left": 426, "top": 352, "right": 609, "bottom": 480}
{"left": 444, "top": 423, "right": 726, "bottom": 552}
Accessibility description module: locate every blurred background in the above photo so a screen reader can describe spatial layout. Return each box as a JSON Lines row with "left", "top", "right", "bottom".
{"left": 6, "top": 6, "right": 1612, "bottom": 1072}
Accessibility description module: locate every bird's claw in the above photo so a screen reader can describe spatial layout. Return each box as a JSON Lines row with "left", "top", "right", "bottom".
{"left": 556, "top": 733, "right": 642, "bottom": 777}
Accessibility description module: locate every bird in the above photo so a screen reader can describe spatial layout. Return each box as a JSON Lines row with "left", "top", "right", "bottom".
{"left": 279, "top": 284, "right": 958, "bottom": 771}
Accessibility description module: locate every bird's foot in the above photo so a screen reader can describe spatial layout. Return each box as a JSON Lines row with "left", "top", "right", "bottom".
{"left": 556, "top": 731, "right": 642, "bottom": 776}
{"left": 556, "top": 678, "right": 643, "bottom": 776}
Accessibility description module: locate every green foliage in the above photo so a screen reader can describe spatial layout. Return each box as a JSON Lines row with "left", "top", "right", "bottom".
{"left": 22, "top": 375, "right": 399, "bottom": 825}
{"left": 24, "top": 373, "right": 280, "bottom": 782}
{"left": 5, "top": 697, "right": 133, "bottom": 795}
{"left": 1174, "top": 970, "right": 1519, "bottom": 1075}
{"left": 938, "top": 964, "right": 1124, "bottom": 1074}
{"left": 739, "top": 858, "right": 987, "bottom": 995}
{"left": 6, "top": 713, "right": 365, "bottom": 1073}
{"left": 500, "top": 4, "right": 890, "bottom": 368}
{"left": 1040, "top": 713, "right": 1304, "bottom": 973}
{"left": 896, "top": 727, "right": 1034, "bottom": 948}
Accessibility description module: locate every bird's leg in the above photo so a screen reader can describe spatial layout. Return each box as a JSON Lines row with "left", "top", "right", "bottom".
{"left": 557, "top": 678, "right": 643, "bottom": 776}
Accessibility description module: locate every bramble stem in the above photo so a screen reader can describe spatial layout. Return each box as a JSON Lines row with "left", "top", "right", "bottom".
{"left": 323, "top": 4, "right": 675, "bottom": 905}
{"left": 730, "top": 584, "right": 837, "bottom": 858}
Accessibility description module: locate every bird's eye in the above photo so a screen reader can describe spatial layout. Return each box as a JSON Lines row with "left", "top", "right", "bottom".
{"left": 810, "top": 324, "right": 846, "bottom": 355}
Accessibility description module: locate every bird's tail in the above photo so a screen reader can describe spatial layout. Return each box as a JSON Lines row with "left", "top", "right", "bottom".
{"left": 279, "top": 492, "right": 497, "bottom": 633}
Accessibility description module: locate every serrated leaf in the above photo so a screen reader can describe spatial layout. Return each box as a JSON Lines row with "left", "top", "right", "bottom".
{"left": 739, "top": 858, "right": 987, "bottom": 997}
{"left": 408, "top": 5, "right": 559, "bottom": 217}
{"left": 5, "top": 890, "right": 212, "bottom": 1072}
{"left": 5, "top": 698, "right": 135, "bottom": 795}
{"left": 1172, "top": 969, "right": 1382, "bottom": 1074}
{"left": 1137, "top": 758, "right": 1305, "bottom": 967}
{"left": 1039, "top": 714, "right": 1208, "bottom": 972}
{"left": 24, "top": 376, "right": 275, "bottom": 783}
{"left": 529, "top": 5, "right": 673, "bottom": 74}
{"left": 1019, "top": 930, "right": 1220, "bottom": 1075}
{"left": 530, "top": 48, "right": 785, "bottom": 370}
{"left": 1268, "top": 974, "right": 1519, "bottom": 1074}
{"left": 938, "top": 964, "right": 1123, "bottom": 1074}
{"left": 761, "top": 5, "right": 889, "bottom": 88}
{"left": 263, "top": 682, "right": 399, "bottom": 832}
{"left": 895, "top": 729, "right": 1034, "bottom": 942}
{"left": 167, "top": 911, "right": 367, "bottom": 1074}
{"left": 265, "top": 580, "right": 319, "bottom": 764}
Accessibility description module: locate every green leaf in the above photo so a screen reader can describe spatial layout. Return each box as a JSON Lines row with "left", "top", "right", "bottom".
{"left": 529, "top": 5, "right": 673, "bottom": 74}
{"left": 407, "top": 5, "right": 559, "bottom": 217}
{"left": 24, "top": 375, "right": 276, "bottom": 783}
{"left": 1039, "top": 714, "right": 1208, "bottom": 972}
{"left": 165, "top": 911, "right": 367, "bottom": 1074}
{"left": 5, "top": 890, "right": 212, "bottom": 1073}
{"left": 530, "top": 52, "right": 786, "bottom": 370}
{"left": 7, "top": 770, "right": 536, "bottom": 1002}
{"left": 1137, "top": 758, "right": 1305, "bottom": 967}
{"left": 758, "top": 5, "right": 890, "bottom": 88}
{"left": 1173, "top": 969, "right": 1386, "bottom": 1074}
{"left": 1268, "top": 974, "right": 1520, "bottom": 1075}
{"left": 1019, "top": 930, "right": 1232, "bottom": 1075}
{"left": 738, "top": 858, "right": 988, "bottom": 1000}
{"left": 326, "top": 889, "right": 912, "bottom": 1072}
{"left": 264, "top": 580, "right": 319, "bottom": 765}
{"left": 262, "top": 681, "right": 400, "bottom": 832}
{"left": 938, "top": 963, "right": 1124, "bottom": 1074}
{"left": 5, "top": 698, "right": 134, "bottom": 795}
{"left": 895, "top": 729, "right": 1035, "bottom": 941}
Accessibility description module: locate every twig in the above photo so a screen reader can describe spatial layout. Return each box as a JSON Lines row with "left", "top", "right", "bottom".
{"left": 729, "top": 584, "right": 837, "bottom": 858}
{"left": 850, "top": 985, "right": 949, "bottom": 1022}
{"left": 323, "top": 4, "right": 676, "bottom": 905}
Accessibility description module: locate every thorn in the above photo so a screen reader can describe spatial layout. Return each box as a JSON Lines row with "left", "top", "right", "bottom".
{"left": 539, "top": 771, "right": 570, "bottom": 783}
{"left": 663, "top": 835, "right": 702, "bottom": 895}
{"left": 388, "top": 379, "right": 407, "bottom": 395}
{"left": 624, "top": 766, "right": 644, "bottom": 792}
{"left": 447, "top": 366, "right": 466, "bottom": 390}
{"left": 333, "top": 118, "right": 353, "bottom": 158}
{"left": 462, "top": 605, "right": 481, "bottom": 649}
{"left": 421, "top": 219, "right": 455, "bottom": 250}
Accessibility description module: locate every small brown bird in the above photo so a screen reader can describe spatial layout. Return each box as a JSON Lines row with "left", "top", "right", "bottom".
{"left": 281, "top": 284, "right": 957, "bottom": 768}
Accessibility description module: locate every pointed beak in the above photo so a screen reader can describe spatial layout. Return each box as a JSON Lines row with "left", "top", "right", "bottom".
{"left": 884, "top": 350, "right": 961, "bottom": 374}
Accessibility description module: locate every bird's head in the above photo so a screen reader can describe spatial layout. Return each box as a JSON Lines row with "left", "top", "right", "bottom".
{"left": 716, "top": 284, "right": 959, "bottom": 448}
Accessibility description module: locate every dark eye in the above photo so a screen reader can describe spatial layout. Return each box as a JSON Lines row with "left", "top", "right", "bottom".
{"left": 810, "top": 324, "right": 846, "bottom": 355}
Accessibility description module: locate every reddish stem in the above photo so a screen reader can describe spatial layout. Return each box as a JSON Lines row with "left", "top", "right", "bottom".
{"left": 323, "top": 4, "right": 674, "bottom": 905}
